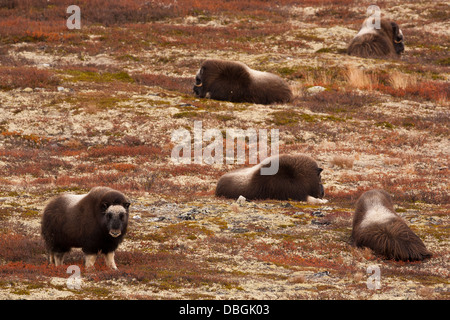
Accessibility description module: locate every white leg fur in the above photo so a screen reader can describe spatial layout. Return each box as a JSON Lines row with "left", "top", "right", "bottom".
{"left": 104, "top": 252, "right": 118, "bottom": 270}
{"left": 85, "top": 254, "right": 97, "bottom": 269}
{"left": 307, "top": 196, "right": 329, "bottom": 204}
{"left": 53, "top": 252, "right": 65, "bottom": 266}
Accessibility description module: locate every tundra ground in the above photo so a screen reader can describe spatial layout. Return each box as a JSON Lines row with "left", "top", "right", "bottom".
{"left": 0, "top": 0, "right": 448, "bottom": 300}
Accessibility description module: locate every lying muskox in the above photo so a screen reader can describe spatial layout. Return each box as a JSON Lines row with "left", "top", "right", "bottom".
{"left": 41, "top": 186, "right": 130, "bottom": 270}
{"left": 215, "top": 154, "right": 327, "bottom": 204}
{"left": 351, "top": 189, "right": 432, "bottom": 261}
{"left": 193, "top": 59, "right": 293, "bottom": 104}
{"left": 347, "top": 17, "right": 404, "bottom": 58}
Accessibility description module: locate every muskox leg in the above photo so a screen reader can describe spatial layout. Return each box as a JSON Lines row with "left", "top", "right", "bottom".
{"left": 85, "top": 254, "right": 97, "bottom": 269}
{"left": 306, "top": 196, "right": 329, "bottom": 204}
{"left": 48, "top": 253, "right": 54, "bottom": 264}
{"left": 53, "top": 252, "right": 66, "bottom": 266}
{"left": 104, "top": 251, "right": 118, "bottom": 270}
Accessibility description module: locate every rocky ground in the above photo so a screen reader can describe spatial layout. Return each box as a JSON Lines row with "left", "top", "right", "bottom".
{"left": 0, "top": 0, "right": 448, "bottom": 300}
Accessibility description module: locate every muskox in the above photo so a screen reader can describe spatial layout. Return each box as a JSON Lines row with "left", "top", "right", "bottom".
{"left": 193, "top": 59, "right": 293, "bottom": 104}
{"left": 347, "top": 17, "right": 404, "bottom": 58}
{"left": 351, "top": 189, "right": 432, "bottom": 261}
{"left": 41, "top": 186, "right": 130, "bottom": 269}
{"left": 215, "top": 154, "right": 327, "bottom": 203}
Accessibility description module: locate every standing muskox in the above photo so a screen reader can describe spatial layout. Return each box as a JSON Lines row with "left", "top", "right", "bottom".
{"left": 347, "top": 17, "right": 404, "bottom": 58}
{"left": 193, "top": 59, "right": 293, "bottom": 104}
{"left": 215, "top": 154, "right": 327, "bottom": 203}
{"left": 41, "top": 186, "right": 130, "bottom": 270}
{"left": 351, "top": 189, "right": 432, "bottom": 261}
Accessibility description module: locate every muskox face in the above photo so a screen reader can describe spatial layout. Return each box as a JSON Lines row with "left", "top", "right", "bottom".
{"left": 317, "top": 167, "right": 325, "bottom": 199}
{"left": 193, "top": 67, "right": 205, "bottom": 97}
{"left": 99, "top": 193, "right": 130, "bottom": 238}
{"left": 391, "top": 22, "right": 404, "bottom": 55}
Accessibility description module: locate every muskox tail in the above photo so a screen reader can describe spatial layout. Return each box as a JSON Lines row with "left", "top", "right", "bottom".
{"left": 353, "top": 220, "right": 432, "bottom": 261}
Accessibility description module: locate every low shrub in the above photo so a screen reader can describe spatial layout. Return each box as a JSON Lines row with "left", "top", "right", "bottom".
{"left": 0, "top": 66, "right": 59, "bottom": 89}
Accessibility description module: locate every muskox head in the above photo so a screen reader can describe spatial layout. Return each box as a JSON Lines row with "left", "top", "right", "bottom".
{"left": 390, "top": 21, "right": 404, "bottom": 55}
{"left": 193, "top": 60, "right": 238, "bottom": 99}
{"left": 193, "top": 66, "right": 206, "bottom": 98}
{"left": 99, "top": 191, "right": 130, "bottom": 238}
{"left": 348, "top": 18, "right": 405, "bottom": 58}
{"left": 317, "top": 167, "right": 325, "bottom": 199}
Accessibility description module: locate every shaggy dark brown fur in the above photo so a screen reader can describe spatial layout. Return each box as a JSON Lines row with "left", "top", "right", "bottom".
{"left": 352, "top": 189, "right": 431, "bottom": 261}
{"left": 347, "top": 18, "right": 404, "bottom": 58}
{"left": 193, "top": 59, "right": 293, "bottom": 104}
{"left": 41, "top": 186, "right": 130, "bottom": 269}
{"left": 215, "top": 154, "right": 325, "bottom": 201}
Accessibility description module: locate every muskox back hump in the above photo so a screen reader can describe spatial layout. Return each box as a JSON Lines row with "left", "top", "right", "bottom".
{"left": 247, "top": 69, "right": 293, "bottom": 104}
{"left": 201, "top": 59, "right": 292, "bottom": 104}
{"left": 348, "top": 18, "right": 400, "bottom": 58}
{"left": 352, "top": 189, "right": 432, "bottom": 261}
{"left": 215, "top": 154, "right": 323, "bottom": 201}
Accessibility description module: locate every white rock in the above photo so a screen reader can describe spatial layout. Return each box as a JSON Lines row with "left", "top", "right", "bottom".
{"left": 306, "top": 86, "right": 326, "bottom": 94}
{"left": 237, "top": 195, "right": 246, "bottom": 205}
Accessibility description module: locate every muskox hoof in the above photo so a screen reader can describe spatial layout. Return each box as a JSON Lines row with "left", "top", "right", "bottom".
{"left": 105, "top": 252, "right": 118, "bottom": 270}
{"left": 49, "top": 252, "right": 66, "bottom": 266}
{"left": 85, "top": 254, "right": 97, "bottom": 270}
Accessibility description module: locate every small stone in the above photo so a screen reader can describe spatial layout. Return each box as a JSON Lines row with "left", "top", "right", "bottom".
{"left": 149, "top": 217, "right": 165, "bottom": 222}
{"left": 236, "top": 195, "right": 246, "bottom": 205}
{"left": 23, "top": 87, "right": 33, "bottom": 93}
{"left": 306, "top": 85, "right": 326, "bottom": 95}
{"left": 178, "top": 211, "right": 195, "bottom": 220}
{"left": 311, "top": 219, "right": 331, "bottom": 226}
{"left": 230, "top": 227, "right": 248, "bottom": 233}
{"left": 312, "top": 271, "right": 330, "bottom": 278}
{"left": 311, "top": 211, "right": 324, "bottom": 217}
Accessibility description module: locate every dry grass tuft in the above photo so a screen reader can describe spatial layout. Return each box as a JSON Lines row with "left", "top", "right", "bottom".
{"left": 331, "top": 155, "right": 354, "bottom": 169}
{"left": 345, "top": 66, "right": 377, "bottom": 90}
{"left": 388, "top": 71, "right": 417, "bottom": 90}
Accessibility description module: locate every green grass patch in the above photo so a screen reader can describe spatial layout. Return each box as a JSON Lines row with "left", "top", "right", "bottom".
{"left": 62, "top": 70, "right": 134, "bottom": 83}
